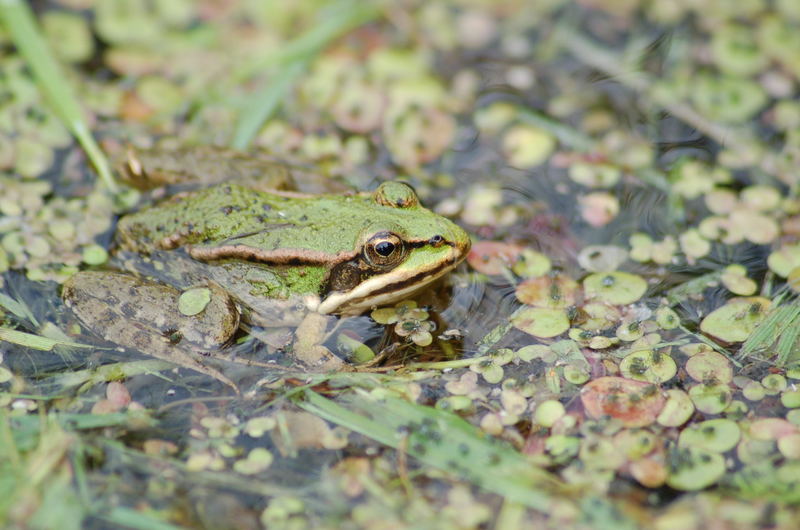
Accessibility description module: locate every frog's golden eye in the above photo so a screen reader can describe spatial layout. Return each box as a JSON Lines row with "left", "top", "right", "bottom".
{"left": 363, "top": 232, "right": 406, "bottom": 269}
{"left": 373, "top": 182, "right": 419, "bottom": 209}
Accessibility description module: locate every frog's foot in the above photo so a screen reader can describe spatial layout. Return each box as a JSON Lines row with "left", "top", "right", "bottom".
{"left": 63, "top": 271, "right": 241, "bottom": 392}
{"left": 291, "top": 312, "right": 346, "bottom": 371}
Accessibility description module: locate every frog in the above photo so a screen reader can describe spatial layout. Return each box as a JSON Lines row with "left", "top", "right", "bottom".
{"left": 62, "top": 147, "right": 471, "bottom": 390}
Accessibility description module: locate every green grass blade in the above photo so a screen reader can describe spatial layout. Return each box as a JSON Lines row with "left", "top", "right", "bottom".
{"left": 7, "top": 411, "right": 154, "bottom": 452}
{"left": 0, "top": 293, "right": 39, "bottom": 327}
{"left": 231, "top": 1, "right": 381, "bottom": 149}
{"left": 0, "top": 327, "right": 93, "bottom": 351}
{"left": 775, "top": 312, "right": 800, "bottom": 365}
{"left": 740, "top": 301, "right": 800, "bottom": 360}
{"left": 252, "top": 2, "right": 380, "bottom": 72}
{"left": 44, "top": 359, "right": 175, "bottom": 390}
{"left": 296, "top": 389, "right": 566, "bottom": 512}
{"left": 231, "top": 60, "right": 307, "bottom": 150}
{"left": 518, "top": 107, "right": 593, "bottom": 151}
{"left": 98, "top": 507, "right": 183, "bottom": 530}
{"left": 0, "top": 0, "right": 117, "bottom": 191}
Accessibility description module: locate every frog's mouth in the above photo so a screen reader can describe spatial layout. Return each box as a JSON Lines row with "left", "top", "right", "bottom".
{"left": 316, "top": 242, "right": 469, "bottom": 315}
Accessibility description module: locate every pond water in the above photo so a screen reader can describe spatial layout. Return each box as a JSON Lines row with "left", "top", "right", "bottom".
{"left": 2, "top": 1, "right": 800, "bottom": 528}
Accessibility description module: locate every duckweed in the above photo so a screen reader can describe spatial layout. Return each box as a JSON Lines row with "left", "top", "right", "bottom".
{"left": 619, "top": 349, "right": 677, "bottom": 383}
{"left": 7, "top": 0, "right": 800, "bottom": 526}
{"left": 657, "top": 389, "right": 695, "bottom": 427}
{"left": 678, "top": 419, "right": 741, "bottom": 453}
{"left": 666, "top": 448, "right": 726, "bottom": 491}
{"left": 581, "top": 377, "right": 665, "bottom": 427}
{"left": 511, "top": 307, "right": 570, "bottom": 339}
{"left": 178, "top": 287, "right": 212, "bottom": 316}
{"left": 583, "top": 272, "right": 648, "bottom": 305}
{"left": 699, "top": 298, "right": 770, "bottom": 343}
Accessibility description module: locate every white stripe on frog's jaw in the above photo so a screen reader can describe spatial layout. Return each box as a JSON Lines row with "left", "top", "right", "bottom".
{"left": 317, "top": 241, "right": 469, "bottom": 315}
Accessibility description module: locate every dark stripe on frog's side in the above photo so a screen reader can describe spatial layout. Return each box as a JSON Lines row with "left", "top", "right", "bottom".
{"left": 187, "top": 238, "right": 456, "bottom": 267}
{"left": 188, "top": 245, "right": 358, "bottom": 265}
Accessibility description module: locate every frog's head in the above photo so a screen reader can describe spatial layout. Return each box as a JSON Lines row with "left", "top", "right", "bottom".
{"left": 317, "top": 182, "right": 471, "bottom": 315}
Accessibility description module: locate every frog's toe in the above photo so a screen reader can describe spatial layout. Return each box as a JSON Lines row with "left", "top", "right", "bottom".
{"left": 293, "top": 344, "right": 346, "bottom": 371}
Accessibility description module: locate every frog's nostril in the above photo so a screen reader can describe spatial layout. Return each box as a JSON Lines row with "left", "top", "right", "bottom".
{"left": 429, "top": 235, "right": 444, "bottom": 247}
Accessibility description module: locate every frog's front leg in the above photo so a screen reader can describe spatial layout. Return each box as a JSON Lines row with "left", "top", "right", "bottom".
{"left": 62, "top": 271, "right": 241, "bottom": 391}
{"left": 291, "top": 312, "right": 346, "bottom": 371}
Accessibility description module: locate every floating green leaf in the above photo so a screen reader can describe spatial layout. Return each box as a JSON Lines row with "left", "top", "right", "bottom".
{"left": 583, "top": 272, "right": 648, "bottom": 305}
{"left": 666, "top": 447, "right": 726, "bottom": 491}
{"left": 511, "top": 307, "right": 570, "bottom": 338}
{"left": 619, "top": 349, "right": 677, "bottom": 383}
{"left": 177, "top": 287, "right": 212, "bottom": 316}
{"left": 700, "top": 297, "right": 770, "bottom": 343}
{"left": 678, "top": 418, "right": 740, "bottom": 453}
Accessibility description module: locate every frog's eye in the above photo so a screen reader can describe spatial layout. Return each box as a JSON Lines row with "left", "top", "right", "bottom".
{"left": 363, "top": 232, "right": 406, "bottom": 269}
{"left": 373, "top": 182, "right": 419, "bottom": 209}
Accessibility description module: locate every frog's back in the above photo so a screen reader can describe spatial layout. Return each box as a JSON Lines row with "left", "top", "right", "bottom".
{"left": 117, "top": 181, "right": 468, "bottom": 275}
{"left": 117, "top": 184, "right": 376, "bottom": 259}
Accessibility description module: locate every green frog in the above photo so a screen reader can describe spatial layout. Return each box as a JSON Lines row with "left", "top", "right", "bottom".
{"left": 62, "top": 148, "right": 471, "bottom": 389}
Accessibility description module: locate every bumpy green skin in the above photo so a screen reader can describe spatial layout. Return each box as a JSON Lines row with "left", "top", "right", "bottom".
{"left": 116, "top": 182, "right": 470, "bottom": 300}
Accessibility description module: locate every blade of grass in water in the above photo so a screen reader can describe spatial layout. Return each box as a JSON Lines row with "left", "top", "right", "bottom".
{"left": 231, "top": 2, "right": 381, "bottom": 149}
{"left": 0, "top": 0, "right": 117, "bottom": 191}
{"left": 0, "top": 293, "right": 39, "bottom": 327}
{"left": 97, "top": 508, "right": 184, "bottom": 530}
{"left": 776, "top": 319, "right": 800, "bottom": 365}
{"left": 740, "top": 296, "right": 800, "bottom": 364}
{"left": 0, "top": 327, "right": 93, "bottom": 352}
{"left": 296, "top": 389, "right": 566, "bottom": 512}
{"left": 43, "top": 359, "right": 175, "bottom": 391}
{"left": 6, "top": 411, "right": 154, "bottom": 451}
{"left": 298, "top": 388, "right": 640, "bottom": 527}
{"left": 232, "top": 61, "right": 307, "bottom": 150}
